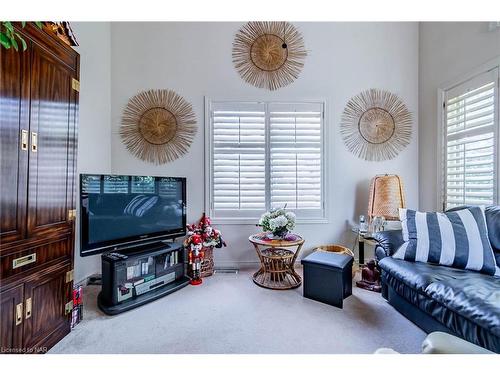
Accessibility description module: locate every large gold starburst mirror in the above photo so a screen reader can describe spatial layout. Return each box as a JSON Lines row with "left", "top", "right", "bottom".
{"left": 232, "top": 21, "right": 307, "bottom": 90}
{"left": 120, "top": 89, "right": 197, "bottom": 164}
{"left": 340, "top": 89, "right": 412, "bottom": 161}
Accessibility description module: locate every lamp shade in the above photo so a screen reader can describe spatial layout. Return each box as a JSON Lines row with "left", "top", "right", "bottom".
{"left": 367, "top": 174, "right": 406, "bottom": 221}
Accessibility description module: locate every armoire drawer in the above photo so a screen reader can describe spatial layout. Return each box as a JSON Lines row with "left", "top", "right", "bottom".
{"left": 0, "top": 237, "right": 72, "bottom": 280}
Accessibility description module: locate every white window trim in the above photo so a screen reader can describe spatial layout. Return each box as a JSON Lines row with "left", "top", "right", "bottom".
{"left": 204, "top": 97, "right": 329, "bottom": 225}
{"left": 436, "top": 56, "right": 500, "bottom": 211}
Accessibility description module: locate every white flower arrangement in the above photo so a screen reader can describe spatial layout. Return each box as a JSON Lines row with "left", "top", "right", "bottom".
{"left": 258, "top": 207, "right": 296, "bottom": 237}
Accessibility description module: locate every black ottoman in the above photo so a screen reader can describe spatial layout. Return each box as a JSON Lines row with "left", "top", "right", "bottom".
{"left": 301, "top": 251, "right": 353, "bottom": 308}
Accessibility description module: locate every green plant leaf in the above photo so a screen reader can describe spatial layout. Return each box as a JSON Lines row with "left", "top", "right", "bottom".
{"left": 4, "top": 28, "right": 13, "bottom": 41}
{"left": 35, "top": 22, "right": 43, "bottom": 29}
{"left": 3, "top": 22, "right": 14, "bottom": 33}
{"left": 21, "top": 21, "right": 26, "bottom": 28}
{"left": 16, "top": 33, "right": 27, "bottom": 51}
{"left": 0, "top": 32, "right": 11, "bottom": 49}
{"left": 11, "top": 37, "right": 19, "bottom": 51}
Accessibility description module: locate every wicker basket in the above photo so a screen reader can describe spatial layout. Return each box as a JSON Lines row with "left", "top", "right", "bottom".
{"left": 201, "top": 246, "right": 215, "bottom": 278}
{"left": 314, "top": 244, "right": 356, "bottom": 279}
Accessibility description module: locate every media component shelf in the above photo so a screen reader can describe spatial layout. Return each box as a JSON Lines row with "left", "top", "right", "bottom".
{"left": 98, "top": 241, "right": 189, "bottom": 315}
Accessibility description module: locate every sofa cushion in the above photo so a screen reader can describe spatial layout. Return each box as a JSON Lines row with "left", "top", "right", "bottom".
{"left": 394, "top": 206, "right": 498, "bottom": 276}
{"left": 372, "top": 230, "right": 405, "bottom": 260}
{"left": 425, "top": 276, "right": 500, "bottom": 337}
{"left": 447, "top": 205, "right": 500, "bottom": 265}
{"left": 379, "top": 257, "right": 464, "bottom": 292}
{"left": 380, "top": 257, "right": 500, "bottom": 352}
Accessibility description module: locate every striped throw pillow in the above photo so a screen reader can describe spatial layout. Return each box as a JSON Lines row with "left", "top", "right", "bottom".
{"left": 393, "top": 206, "right": 499, "bottom": 276}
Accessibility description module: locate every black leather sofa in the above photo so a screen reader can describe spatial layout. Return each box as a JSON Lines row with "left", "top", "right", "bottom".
{"left": 373, "top": 205, "right": 500, "bottom": 353}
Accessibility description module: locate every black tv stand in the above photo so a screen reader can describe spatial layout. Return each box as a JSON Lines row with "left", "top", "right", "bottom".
{"left": 98, "top": 241, "right": 189, "bottom": 315}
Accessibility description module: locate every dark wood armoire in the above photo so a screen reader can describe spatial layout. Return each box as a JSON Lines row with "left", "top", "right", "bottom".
{"left": 0, "top": 22, "right": 79, "bottom": 353}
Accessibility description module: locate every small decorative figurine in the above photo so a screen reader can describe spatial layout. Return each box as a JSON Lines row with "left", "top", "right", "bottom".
{"left": 185, "top": 213, "right": 226, "bottom": 278}
{"left": 188, "top": 234, "right": 204, "bottom": 285}
{"left": 355, "top": 259, "right": 382, "bottom": 292}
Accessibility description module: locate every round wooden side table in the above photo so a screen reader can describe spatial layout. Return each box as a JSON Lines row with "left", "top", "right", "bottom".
{"left": 249, "top": 232, "right": 304, "bottom": 290}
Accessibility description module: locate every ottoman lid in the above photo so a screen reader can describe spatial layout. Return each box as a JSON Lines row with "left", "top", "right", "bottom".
{"left": 301, "top": 251, "right": 353, "bottom": 269}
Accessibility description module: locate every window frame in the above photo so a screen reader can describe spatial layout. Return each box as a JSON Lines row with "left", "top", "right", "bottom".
{"left": 437, "top": 58, "right": 500, "bottom": 211}
{"left": 204, "top": 97, "right": 329, "bottom": 225}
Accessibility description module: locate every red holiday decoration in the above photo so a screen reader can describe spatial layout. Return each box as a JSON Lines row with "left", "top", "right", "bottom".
{"left": 184, "top": 213, "right": 226, "bottom": 282}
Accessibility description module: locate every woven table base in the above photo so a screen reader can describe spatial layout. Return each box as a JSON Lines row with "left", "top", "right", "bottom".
{"left": 252, "top": 248, "right": 302, "bottom": 290}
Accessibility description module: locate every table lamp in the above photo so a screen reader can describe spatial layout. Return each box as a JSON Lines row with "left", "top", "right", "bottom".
{"left": 367, "top": 174, "right": 406, "bottom": 224}
{"left": 356, "top": 174, "right": 406, "bottom": 293}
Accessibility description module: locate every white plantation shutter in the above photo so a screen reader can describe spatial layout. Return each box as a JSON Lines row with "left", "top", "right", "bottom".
{"left": 208, "top": 101, "right": 325, "bottom": 221}
{"left": 210, "top": 102, "right": 267, "bottom": 218}
{"left": 443, "top": 68, "right": 499, "bottom": 209}
{"left": 269, "top": 103, "right": 323, "bottom": 217}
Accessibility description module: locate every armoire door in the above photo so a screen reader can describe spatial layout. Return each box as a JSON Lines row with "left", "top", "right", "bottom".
{"left": 0, "top": 37, "right": 30, "bottom": 244}
{"left": 26, "top": 41, "right": 78, "bottom": 239}
{"left": 0, "top": 284, "right": 24, "bottom": 352}
{"left": 22, "top": 263, "right": 71, "bottom": 350}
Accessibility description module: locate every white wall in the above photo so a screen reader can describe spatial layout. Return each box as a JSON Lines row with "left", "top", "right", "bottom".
{"left": 70, "top": 22, "right": 500, "bottom": 279}
{"left": 109, "top": 22, "right": 419, "bottom": 268}
{"left": 418, "top": 22, "right": 500, "bottom": 211}
{"left": 72, "top": 22, "right": 112, "bottom": 282}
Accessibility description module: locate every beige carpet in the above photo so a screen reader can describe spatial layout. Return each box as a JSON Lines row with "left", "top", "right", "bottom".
{"left": 49, "top": 267, "right": 426, "bottom": 354}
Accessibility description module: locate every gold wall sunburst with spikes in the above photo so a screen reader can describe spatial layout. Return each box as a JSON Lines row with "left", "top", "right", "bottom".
{"left": 232, "top": 21, "right": 307, "bottom": 91}
{"left": 340, "top": 89, "right": 412, "bottom": 161}
{"left": 120, "top": 89, "right": 197, "bottom": 165}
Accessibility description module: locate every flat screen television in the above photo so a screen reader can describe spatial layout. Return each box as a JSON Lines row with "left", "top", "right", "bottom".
{"left": 80, "top": 174, "right": 186, "bottom": 256}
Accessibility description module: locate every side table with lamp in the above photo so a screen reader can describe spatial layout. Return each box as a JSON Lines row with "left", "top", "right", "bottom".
{"left": 355, "top": 174, "right": 406, "bottom": 292}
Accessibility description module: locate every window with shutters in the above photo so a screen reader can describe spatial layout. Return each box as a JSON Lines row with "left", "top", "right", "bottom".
{"left": 206, "top": 100, "right": 326, "bottom": 222}
{"left": 441, "top": 67, "right": 499, "bottom": 210}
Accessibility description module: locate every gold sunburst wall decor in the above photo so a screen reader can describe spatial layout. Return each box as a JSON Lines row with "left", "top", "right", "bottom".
{"left": 232, "top": 21, "right": 307, "bottom": 90}
{"left": 340, "top": 89, "right": 412, "bottom": 161}
{"left": 120, "top": 89, "right": 197, "bottom": 164}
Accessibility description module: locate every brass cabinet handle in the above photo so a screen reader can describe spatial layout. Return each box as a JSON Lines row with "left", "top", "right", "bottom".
{"left": 25, "top": 298, "right": 32, "bottom": 319}
{"left": 12, "top": 253, "right": 37, "bottom": 269}
{"left": 67, "top": 209, "right": 76, "bottom": 221}
{"left": 15, "top": 303, "right": 23, "bottom": 326}
{"left": 31, "top": 132, "right": 38, "bottom": 152}
{"left": 72, "top": 78, "right": 80, "bottom": 92}
{"left": 21, "top": 129, "right": 28, "bottom": 151}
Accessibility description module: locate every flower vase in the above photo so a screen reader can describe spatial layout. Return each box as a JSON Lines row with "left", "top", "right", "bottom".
{"left": 271, "top": 228, "right": 289, "bottom": 240}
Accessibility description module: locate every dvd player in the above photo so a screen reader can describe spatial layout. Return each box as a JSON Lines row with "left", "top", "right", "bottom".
{"left": 135, "top": 272, "right": 176, "bottom": 295}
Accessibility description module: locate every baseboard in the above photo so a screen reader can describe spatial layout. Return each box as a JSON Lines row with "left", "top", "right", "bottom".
{"left": 76, "top": 273, "right": 101, "bottom": 287}
{"left": 75, "top": 277, "right": 90, "bottom": 286}
{"left": 214, "top": 261, "right": 259, "bottom": 270}
{"left": 76, "top": 261, "right": 303, "bottom": 285}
